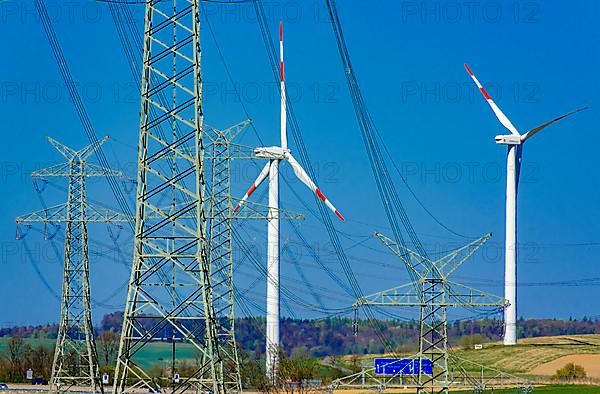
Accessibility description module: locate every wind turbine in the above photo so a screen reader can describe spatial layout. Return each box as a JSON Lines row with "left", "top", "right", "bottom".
{"left": 465, "top": 63, "right": 587, "bottom": 346}
{"left": 233, "top": 22, "right": 345, "bottom": 381}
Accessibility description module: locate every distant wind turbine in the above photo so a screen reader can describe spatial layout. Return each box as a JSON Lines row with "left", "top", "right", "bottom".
{"left": 465, "top": 63, "right": 587, "bottom": 346}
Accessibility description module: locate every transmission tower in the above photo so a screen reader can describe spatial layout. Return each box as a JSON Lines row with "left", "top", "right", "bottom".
{"left": 204, "top": 120, "right": 252, "bottom": 394}
{"left": 111, "top": 2, "right": 230, "bottom": 393}
{"left": 16, "top": 136, "right": 129, "bottom": 394}
{"left": 333, "top": 233, "right": 530, "bottom": 393}
{"left": 204, "top": 120, "right": 304, "bottom": 391}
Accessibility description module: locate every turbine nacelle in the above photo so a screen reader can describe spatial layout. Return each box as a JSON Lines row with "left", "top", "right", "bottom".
{"left": 254, "top": 146, "right": 288, "bottom": 160}
{"left": 495, "top": 134, "right": 521, "bottom": 145}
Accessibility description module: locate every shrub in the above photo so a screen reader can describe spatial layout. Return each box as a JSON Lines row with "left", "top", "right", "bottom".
{"left": 553, "top": 362, "right": 587, "bottom": 380}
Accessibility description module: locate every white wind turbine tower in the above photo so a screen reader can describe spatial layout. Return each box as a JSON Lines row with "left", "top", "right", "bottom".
{"left": 465, "top": 63, "right": 587, "bottom": 346}
{"left": 234, "top": 22, "right": 345, "bottom": 381}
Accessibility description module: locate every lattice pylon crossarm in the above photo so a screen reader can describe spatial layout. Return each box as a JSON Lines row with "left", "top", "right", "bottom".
{"left": 16, "top": 203, "right": 131, "bottom": 224}
{"left": 48, "top": 135, "right": 109, "bottom": 162}
{"left": 204, "top": 143, "right": 256, "bottom": 160}
{"left": 355, "top": 280, "right": 506, "bottom": 309}
{"left": 230, "top": 199, "right": 304, "bottom": 221}
{"left": 375, "top": 232, "right": 436, "bottom": 282}
{"left": 47, "top": 136, "right": 78, "bottom": 160}
{"left": 77, "top": 136, "right": 110, "bottom": 160}
{"left": 33, "top": 162, "right": 123, "bottom": 178}
{"left": 205, "top": 120, "right": 251, "bottom": 144}
{"left": 437, "top": 233, "right": 492, "bottom": 277}
{"left": 444, "top": 280, "right": 507, "bottom": 309}
{"left": 354, "top": 282, "right": 418, "bottom": 307}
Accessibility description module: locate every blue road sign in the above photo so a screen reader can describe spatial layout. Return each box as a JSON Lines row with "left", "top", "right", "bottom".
{"left": 373, "top": 358, "right": 433, "bottom": 375}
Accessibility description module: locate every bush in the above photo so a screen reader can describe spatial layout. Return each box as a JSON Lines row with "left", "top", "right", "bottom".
{"left": 553, "top": 362, "right": 587, "bottom": 380}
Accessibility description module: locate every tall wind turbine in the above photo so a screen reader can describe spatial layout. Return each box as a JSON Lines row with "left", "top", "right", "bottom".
{"left": 465, "top": 64, "right": 587, "bottom": 345}
{"left": 234, "top": 22, "right": 345, "bottom": 381}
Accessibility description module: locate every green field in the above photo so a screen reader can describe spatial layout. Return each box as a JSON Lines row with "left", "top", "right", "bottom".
{"left": 530, "top": 387, "right": 600, "bottom": 393}
{"left": 0, "top": 337, "right": 200, "bottom": 369}
{"left": 128, "top": 341, "right": 200, "bottom": 368}
{"left": 0, "top": 338, "right": 54, "bottom": 354}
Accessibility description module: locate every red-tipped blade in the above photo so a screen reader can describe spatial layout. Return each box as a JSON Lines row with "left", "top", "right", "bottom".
{"left": 287, "top": 153, "right": 345, "bottom": 222}
{"left": 279, "top": 21, "right": 283, "bottom": 41}
{"left": 464, "top": 63, "right": 520, "bottom": 136}
{"left": 233, "top": 162, "right": 270, "bottom": 214}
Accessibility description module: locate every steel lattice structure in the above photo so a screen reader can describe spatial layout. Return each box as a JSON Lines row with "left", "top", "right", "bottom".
{"left": 204, "top": 121, "right": 252, "bottom": 394}
{"left": 204, "top": 120, "right": 303, "bottom": 392}
{"left": 16, "top": 136, "right": 129, "bottom": 394}
{"left": 333, "top": 233, "right": 532, "bottom": 394}
{"left": 112, "top": 2, "right": 227, "bottom": 393}
{"left": 373, "top": 233, "right": 499, "bottom": 393}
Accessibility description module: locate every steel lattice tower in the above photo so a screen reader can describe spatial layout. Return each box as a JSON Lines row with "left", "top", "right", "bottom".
{"left": 205, "top": 121, "right": 251, "bottom": 394}
{"left": 373, "top": 233, "right": 496, "bottom": 393}
{"left": 204, "top": 120, "right": 302, "bottom": 392}
{"left": 16, "top": 136, "right": 129, "bottom": 394}
{"left": 112, "top": 2, "right": 225, "bottom": 393}
{"left": 333, "top": 233, "right": 531, "bottom": 394}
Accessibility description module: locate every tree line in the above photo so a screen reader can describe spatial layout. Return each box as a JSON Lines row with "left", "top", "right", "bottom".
{"left": 1, "top": 313, "right": 599, "bottom": 384}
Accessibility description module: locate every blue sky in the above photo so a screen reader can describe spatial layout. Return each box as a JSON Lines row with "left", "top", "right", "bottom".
{"left": 0, "top": 1, "right": 599, "bottom": 326}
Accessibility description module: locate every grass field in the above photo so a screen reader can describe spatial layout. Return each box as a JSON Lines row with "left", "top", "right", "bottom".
{"left": 0, "top": 338, "right": 54, "bottom": 354}
{"left": 454, "top": 335, "right": 600, "bottom": 374}
{"left": 126, "top": 341, "right": 200, "bottom": 368}
{"left": 333, "top": 334, "right": 600, "bottom": 377}
{"left": 0, "top": 338, "right": 200, "bottom": 369}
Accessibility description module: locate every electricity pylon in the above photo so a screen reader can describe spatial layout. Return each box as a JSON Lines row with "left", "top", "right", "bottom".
{"left": 112, "top": 2, "right": 228, "bottom": 393}
{"left": 16, "top": 136, "right": 129, "bottom": 394}
{"left": 333, "top": 233, "right": 531, "bottom": 393}
{"left": 205, "top": 120, "right": 252, "bottom": 394}
{"left": 364, "top": 233, "right": 499, "bottom": 393}
{"left": 204, "top": 120, "right": 304, "bottom": 392}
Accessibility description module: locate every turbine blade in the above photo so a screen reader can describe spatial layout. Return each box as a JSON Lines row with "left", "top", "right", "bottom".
{"left": 280, "top": 21, "right": 287, "bottom": 150}
{"left": 521, "top": 107, "right": 588, "bottom": 142}
{"left": 286, "top": 154, "right": 345, "bottom": 221}
{"left": 232, "top": 162, "right": 270, "bottom": 214}
{"left": 464, "top": 64, "right": 520, "bottom": 136}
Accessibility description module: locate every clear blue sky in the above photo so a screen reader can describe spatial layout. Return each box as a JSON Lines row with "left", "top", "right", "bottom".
{"left": 0, "top": 1, "right": 599, "bottom": 326}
